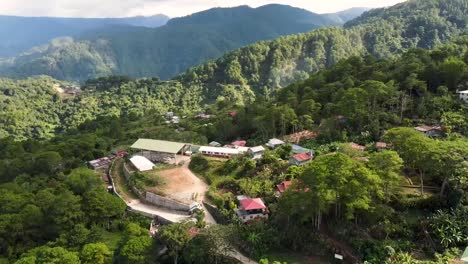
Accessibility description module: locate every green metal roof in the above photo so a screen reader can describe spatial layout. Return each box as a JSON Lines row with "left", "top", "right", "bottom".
{"left": 462, "top": 246, "right": 468, "bottom": 262}
{"left": 131, "top": 139, "right": 186, "bottom": 154}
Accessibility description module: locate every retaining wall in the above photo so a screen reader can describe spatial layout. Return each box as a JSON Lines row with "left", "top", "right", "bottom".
{"left": 145, "top": 192, "right": 190, "bottom": 212}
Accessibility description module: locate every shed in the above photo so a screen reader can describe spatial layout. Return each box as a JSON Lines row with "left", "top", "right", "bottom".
{"left": 131, "top": 139, "right": 189, "bottom": 163}
{"left": 130, "top": 155, "right": 155, "bottom": 172}
{"left": 266, "top": 138, "right": 285, "bottom": 149}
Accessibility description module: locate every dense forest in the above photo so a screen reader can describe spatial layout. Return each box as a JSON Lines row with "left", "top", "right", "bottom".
{"left": 178, "top": 0, "right": 468, "bottom": 98}
{"left": 0, "top": 1, "right": 467, "bottom": 263}
{"left": 0, "top": 0, "right": 464, "bottom": 85}
{"left": 0, "top": 37, "right": 467, "bottom": 263}
{"left": 0, "top": 4, "right": 360, "bottom": 82}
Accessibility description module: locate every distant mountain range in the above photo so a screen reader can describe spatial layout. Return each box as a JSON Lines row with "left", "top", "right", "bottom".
{"left": 0, "top": 5, "right": 368, "bottom": 81}
{"left": 0, "top": 14, "right": 170, "bottom": 58}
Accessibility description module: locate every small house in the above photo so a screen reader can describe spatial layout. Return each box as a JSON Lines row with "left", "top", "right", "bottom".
{"left": 231, "top": 140, "right": 247, "bottom": 147}
{"left": 457, "top": 90, "right": 468, "bottom": 102}
{"left": 228, "top": 111, "right": 238, "bottom": 118}
{"left": 88, "top": 157, "right": 113, "bottom": 170}
{"left": 292, "top": 144, "right": 312, "bottom": 154}
{"left": 236, "top": 197, "right": 268, "bottom": 223}
{"left": 209, "top": 141, "right": 222, "bottom": 147}
{"left": 248, "top": 146, "right": 266, "bottom": 160}
{"left": 414, "top": 125, "right": 444, "bottom": 137}
{"left": 266, "top": 138, "right": 285, "bottom": 149}
{"left": 289, "top": 152, "right": 313, "bottom": 166}
{"left": 276, "top": 180, "right": 292, "bottom": 197}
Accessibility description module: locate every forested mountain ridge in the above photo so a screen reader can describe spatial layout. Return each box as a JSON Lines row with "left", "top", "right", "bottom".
{"left": 0, "top": 4, "right": 365, "bottom": 82}
{"left": 177, "top": 0, "right": 468, "bottom": 99}
{"left": 0, "top": 14, "right": 169, "bottom": 58}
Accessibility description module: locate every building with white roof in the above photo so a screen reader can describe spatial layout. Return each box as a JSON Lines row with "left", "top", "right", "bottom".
{"left": 199, "top": 146, "right": 240, "bottom": 158}
{"left": 130, "top": 155, "right": 155, "bottom": 172}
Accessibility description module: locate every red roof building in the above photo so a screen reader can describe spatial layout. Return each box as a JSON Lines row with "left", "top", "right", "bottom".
{"left": 237, "top": 198, "right": 268, "bottom": 223}
{"left": 289, "top": 152, "right": 313, "bottom": 166}
{"left": 240, "top": 198, "right": 267, "bottom": 211}
{"left": 349, "top": 142, "right": 366, "bottom": 151}
{"left": 276, "top": 180, "right": 292, "bottom": 193}
{"left": 231, "top": 140, "right": 247, "bottom": 147}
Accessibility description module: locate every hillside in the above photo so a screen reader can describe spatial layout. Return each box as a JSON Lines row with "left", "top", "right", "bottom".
{"left": 0, "top": 4, "right": 362, "bottom": 82}
{"left": 0, "top": 14, "right": 169, "bottom": 58}
{"left": 177, "top": 0, "right": 468, "bottom": 99}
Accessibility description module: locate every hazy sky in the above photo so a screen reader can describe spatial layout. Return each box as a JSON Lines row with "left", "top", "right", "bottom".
{"left": 0, "top": 0, "right": 407, "bottom": 18}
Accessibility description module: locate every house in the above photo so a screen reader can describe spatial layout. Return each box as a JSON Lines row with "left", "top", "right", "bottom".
{"left": 129, "top": 155, "right": 155, "bottom": 172}
{"left": 228, "top": 111, "right": 238, "bottom": 118}
{"left": 88, "top": 157, "right": 113, "bottom": 170}
{"left": 289, "top": 152, "right": 313, "bottom": 166}
{"left": 457, "top": 90, "right": 468, "bottom": 102}
{"left": 292, "top": 144, "right": 312, "bottom": 154}
{"left": 199, "top": 146, "right": 240, "bottom": 158}
{"left": 375, "top": 142, "right": 388, "bottom": 151}
{"left": 236, "top": 197, "right": 268, "bottom": 223}
{"left": 231, "top": 140, "right": 247, "bottom": 147}
{"left": 349, "top": 142, "right": 366, "bottom": 151}
{"left": 266, "top": 138, "right": 285, "bottom": 149}
{"left": 276, "top": 180, "right": 292, "bottom": 197}
{"left": 414, "top": 125, "right": 445, "bottom": 137}
{"left": 248, "top": 146, "right": 265, "bottom": 160}
{"left": 209, "top": 141, "right": 222, "bottom": 147}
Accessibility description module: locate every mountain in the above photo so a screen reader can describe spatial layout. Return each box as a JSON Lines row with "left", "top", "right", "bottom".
{"left": 0, "top": 4, "right": 353, "bottom": 82}
{"left": 323, "top": 7, "right": 372, "bottom": 24}
{"left": 0, "top": 14, "right": 169, "bottom": 58}
{"left": 177, "top": 0, "right": 468, "bottom": 99}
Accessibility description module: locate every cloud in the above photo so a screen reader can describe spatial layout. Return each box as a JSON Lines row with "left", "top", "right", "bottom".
{"left": 0, "top": 0, "right": 407, "bottom": 18}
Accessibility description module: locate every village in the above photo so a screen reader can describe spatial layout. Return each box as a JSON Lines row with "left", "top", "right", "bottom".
{"left": 87, "top": 109, "right": 450, "bottom": 228}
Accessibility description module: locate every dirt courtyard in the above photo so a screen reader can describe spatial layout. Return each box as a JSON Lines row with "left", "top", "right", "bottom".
{"left": 148, "top": 160, "right": 209, "bottom": 204}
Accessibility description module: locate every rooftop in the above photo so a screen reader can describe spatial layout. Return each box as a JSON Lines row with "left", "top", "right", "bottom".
{"left": 276, "top": 180, "right": 292, "bottom": 193}
{"left": 240, "top": 198, "right": 267, "bottom": 211}
{"left": 414, "top": 125, "right": 442, "bottom": 132}
{"left": 291, "top": 152, "right": 313, "bottom": 162}
{"left": 231, "top": 140, "right": 247, "bottom": 147}
{"left": 249, "top": 146, "right": 265, "bottom": 153}
{"left": 267, "top": 138, "right": 285, "bottom": 145}
{"left": 129, "top": 155, "right": 155, "bottom": 172}
{"left": 131, "top": 139, "right": 187, "bottom": 154}
{"left": 376, "top": 142, "right": 388, "bottom": 148}
{"left": 199, "top": 146, "right": 240, "bottom": 155}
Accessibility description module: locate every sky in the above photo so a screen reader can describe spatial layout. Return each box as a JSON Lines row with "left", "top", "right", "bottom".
{"left": 0, "top": 0, "right": 407, "bottom": 18}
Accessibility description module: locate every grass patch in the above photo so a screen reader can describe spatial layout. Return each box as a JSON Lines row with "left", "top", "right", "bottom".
{"left": 101, "top": 230, "right": 125, "bottom": 252}
{"left": 111, "top": 159, "right": 137, "bottom": 201}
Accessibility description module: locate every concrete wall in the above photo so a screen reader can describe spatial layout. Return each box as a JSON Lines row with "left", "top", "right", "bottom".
{"left": 145, "top": 192, "right": 190, "bottom": 212}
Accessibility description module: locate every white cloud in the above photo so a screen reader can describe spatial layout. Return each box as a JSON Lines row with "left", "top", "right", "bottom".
{"left": 0, "top": 0, "right": 407, "bottom": 18}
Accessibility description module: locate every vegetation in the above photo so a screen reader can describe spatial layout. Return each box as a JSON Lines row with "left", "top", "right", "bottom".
{"left": 0, "top": 4, "right": 355, "bottom": 82}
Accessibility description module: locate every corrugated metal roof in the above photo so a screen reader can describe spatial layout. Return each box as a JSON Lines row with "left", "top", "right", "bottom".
{"left": 131, "top": 139, "right": 186, "bottom": 154}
